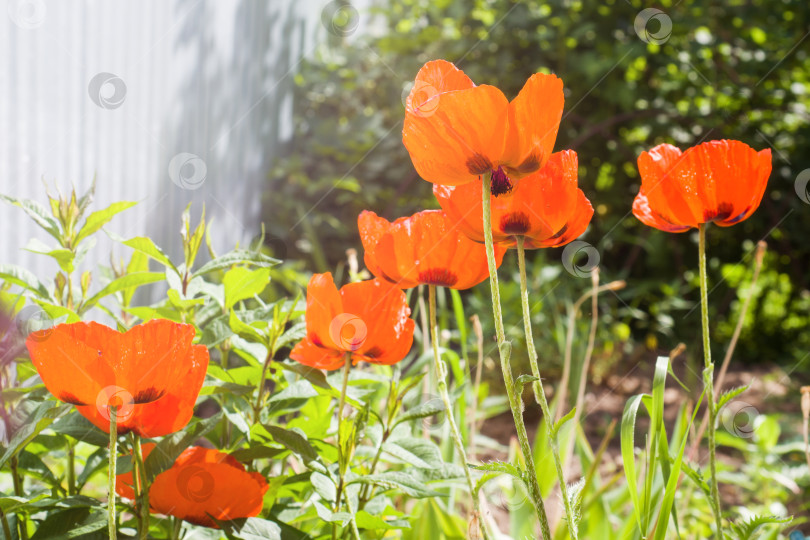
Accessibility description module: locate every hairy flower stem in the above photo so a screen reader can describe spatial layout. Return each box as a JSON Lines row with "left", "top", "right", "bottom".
{"left": 132, "top": 434, "right": 150, "bottom": 539}
{"left": 698, "top": 224, "right": 723, "bottom": 538}
{"left": 516, "top": 238, "right": 577, "bottom": 539}
{"left": 108, "top": 406, "right": 118, "bottom": 540}
{"left": 334, "top": 357, "right": 361, "bottom": 540}
{"left": 482, "top": 173, "right": 551, "bottom": 538}
{"left": 428, "top": 285, "right": 489, "bottom": 540}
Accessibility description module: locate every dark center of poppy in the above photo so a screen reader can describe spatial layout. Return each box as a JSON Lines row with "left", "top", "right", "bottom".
{"left": 490, "top": 166, "right": 514, "bottom": 196}
{"left": 418, "top": 268, "right": 458, "bottom": 287}
{"left": 702, "top": 202, "right": 734, "bottom": 224}
{"left": 500, "top": 212, "right": 531, "bottom": 235}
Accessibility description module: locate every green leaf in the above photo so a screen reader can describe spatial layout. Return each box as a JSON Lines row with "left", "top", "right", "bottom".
{"left": 109, "top": 233, "right": 178, "bottom": 274}
{"left": 394, "top": 399, "right": 446, "bottom": 427}
{"left": 383, "top": 437, "right": 443, "bottom": 468}
{"left": 729, "top": 514, "right": 792, "bottom": 540}
{"left": 144, "top": 413, "right": 220, "bottom": 482}
{"left": 717, "top": 384, "right": 750, "bottom": 412}
{"left": 0, "top": 195, "right": 62, "bottom": 241}
{"left": 620, "top": 393, "right": 646, "bottom": 535}
{"left": 23, "top": 238, "right": 75, "bottom": 273}
{"left": 229, "top": 309, "right": 267, "bottom": 344}
{"left": 218, "top": 517, "right": 283, "bottom": 540}
{"left": 74, "top": 201, "right": 137, "bottom": 245}
{"left": 348, "top": 471, "right": 443, "bottom": 498}
{"left": 0, "top": 400, "right": 70, "bottom": 468}
{"left": 193, "top": 249, "right": 280, "bottom": 277}
{"left": 223, "top": 267, "right": 271, "bottom": 310}
{"left": 50, "top": 411, "right": 109, "bottom": 446}
{"left": 469, "top": 460, "right": 524, "bottom": 481}
{"left": 81, "top": 272, "right": 164, "bottom": 311}
{"left": 258, "top": 425, "right": 320, "bottom": 466}
{"left": 0, "top": 263, "right": 52, "bottom": 299}
{"left": 551, "top": 407, "right": 576, "bottom": 439}
{"left": 515, "top": 374, "right": 539, "bottom": 395}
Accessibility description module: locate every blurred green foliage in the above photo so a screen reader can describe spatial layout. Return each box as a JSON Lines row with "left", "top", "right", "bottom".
{"left": 266, "top": 0, "right": 810, "bottom": 373}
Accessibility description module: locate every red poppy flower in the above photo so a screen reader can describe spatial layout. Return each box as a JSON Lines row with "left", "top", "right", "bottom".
{"left": 358, "top": 209, "right": 506, "bottom": 289}
{"left": 290, "top": 273, "right": 415, "bottom": 370}
{"left": 74, "top": 343, "right": 208, "bottom": 437}
{"left": 434, "top": 150, "right": 593, "bottom": 249}
{"left": 403, "top": 59, "right": 564, "bottom": 195}
{"left": 26, "top": 320, "right": 199, "bottom": 418}
{"left": 117, "top": 444, "right": 268, "bottom": 528}
{"left": 633, "top": 140, "right": 772, "bottom": 232}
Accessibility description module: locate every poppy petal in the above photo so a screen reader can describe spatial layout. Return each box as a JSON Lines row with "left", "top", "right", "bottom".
{"left": 632, "top": 191, "right": 691, "bottom": 233}
{"left": 403, "top": 84, "right": 509, "bottom": 186}
{"left": 637, "top": 144, "right": 702, "bottom": 228}
{"left": 357, "top": 211, "right": 391, "bottom": 278}
{"left": 116, "top": 319, "right": 196, "bottom": 404}
{"left": 339, "top": 279, "right": 414, "bottom": 364}
{"left": 133, "top": 344, "right": 209, "bottom": 438}
{"left": 26, "top": 322, "right": 115, "bottom": 406}
{"left": 406, "top": 59, "right": 474, "bottom": 114}
{"left": 502, "top": 73, "right": 565, "bottom": 178}
{"left": 290, "top": 336, "right": 346, "bottom": 370}
{"left": 302, "top": 273, "right": 343, "bottom": 350}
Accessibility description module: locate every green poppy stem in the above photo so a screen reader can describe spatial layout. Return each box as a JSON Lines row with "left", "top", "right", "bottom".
{"left": 482, "top": 173, "right": 551, "bottom": 538}
{"left": 428, "top": 285, "right": 490, "bottom": 540}
{"left": 698, "top": 223, "right": 723, "bottom": 538}
{"left": 515, "top": 237, "right": 578, "bottom": 539}
{"left": 132, "top": 434, "right": 150, "bottom": 539}
{"left": 335, "top": 356, "right": 361, "bottom": 540}
{"left": 108, "top": 406, "right": 118, "bottom": 540}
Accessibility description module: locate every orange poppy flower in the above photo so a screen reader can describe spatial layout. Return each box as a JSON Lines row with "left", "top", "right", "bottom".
{"left": 434, "top": 150, "right": 594, "bottom": 249}
{"left": 25, "top": 319, "right": 204, "bottom": 432}
{"left": 359, "top": 209, "right": 506, "bottom": 289}
{"left": 74, "top": 344, "right": 208, "bottom": 437}
{"left": 117, "top": 444, "right": 268, "bottom": 528}
{"left": 633, "top": 140, "right": 772, "bottom": 232}
{"left": 402, "top": 59, "right": 564, "bottom": 195}
{"left": 290, "top": 273, "right": 415, "bottom": 370}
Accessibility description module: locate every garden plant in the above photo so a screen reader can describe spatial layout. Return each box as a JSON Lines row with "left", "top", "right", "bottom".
{"left": 1, "top": 4, "right": 809, "bottom": 539}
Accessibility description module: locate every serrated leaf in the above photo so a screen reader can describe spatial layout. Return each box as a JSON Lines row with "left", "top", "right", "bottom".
{"left": 259, "top": 425, "right": 320, "bottom": 465}
{"left": 50, "top": 410, "right": 109, "bottom": 446}
{"left": 469, "top": 460, "right": 524, "bottom": 482}
{"left": 217, "top": 516, "right": 284, "bottom": 540}
{"left": 383, "top": 438, "right": 443, "bottom": 468}
{"left": 717, "top": 384, "right": 751, "bottom": 412}
{"left": 0, "top": 400, "right": 70, "bottom": 468}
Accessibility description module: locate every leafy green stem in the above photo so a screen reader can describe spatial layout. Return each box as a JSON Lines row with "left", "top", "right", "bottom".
{"left": 482, "top": 173, "right": 551, "bottom": 538}
{"left": 515, "top": 237, "right": 577, "bottom": 539}
{"left": 428, "top": 285, "right": 489, "bottom": 540}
